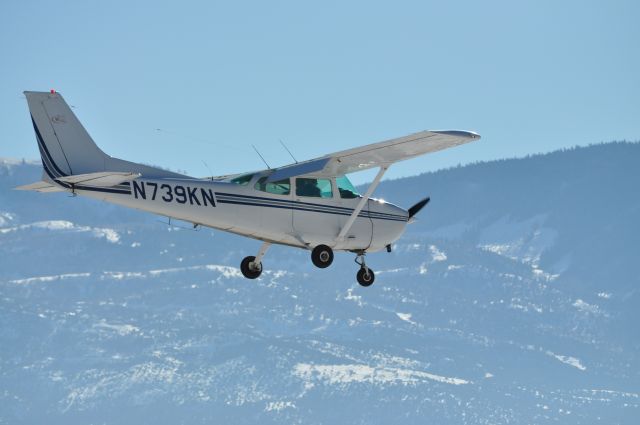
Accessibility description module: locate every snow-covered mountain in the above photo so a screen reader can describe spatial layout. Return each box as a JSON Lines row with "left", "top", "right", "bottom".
{"left": 1, "top": 143, "right": 638, "bottom": 424}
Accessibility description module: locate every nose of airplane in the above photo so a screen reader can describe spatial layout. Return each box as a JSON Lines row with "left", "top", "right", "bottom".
{"left": 375, "top": 199, "right": 410, "bottom": 221}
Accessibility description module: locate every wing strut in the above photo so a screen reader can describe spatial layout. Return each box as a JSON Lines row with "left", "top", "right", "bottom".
{"left": 336, "top": 165, "right": 389, "bottom": 241}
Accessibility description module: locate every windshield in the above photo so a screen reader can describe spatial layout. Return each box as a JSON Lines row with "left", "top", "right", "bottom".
{"left": 336, "top": 175, "right": 360, "bottom": 199}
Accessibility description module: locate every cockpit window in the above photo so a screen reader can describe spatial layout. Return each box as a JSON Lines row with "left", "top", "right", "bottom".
{"left": 229, "top": 173, "right": 254, "bottom": 185}
{"left": 254, "top": 177, "right": 291, "bottom": 195}
{"left": 296, "top": 178, "right": 333, "bottom": 198}
{"left": 336, "top": 176, "right": 359, "bottom": 199}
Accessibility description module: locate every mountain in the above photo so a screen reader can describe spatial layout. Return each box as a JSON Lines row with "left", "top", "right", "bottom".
{"left": 1, "top": 143, "right": 638, "bottom": 424}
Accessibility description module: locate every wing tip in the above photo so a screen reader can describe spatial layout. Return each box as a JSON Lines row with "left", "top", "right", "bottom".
{"left": 431, "top": 130, "right": 481, "bottom": 141}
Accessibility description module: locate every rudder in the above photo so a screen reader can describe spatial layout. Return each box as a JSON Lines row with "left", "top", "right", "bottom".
{"left": 25, "top": 91, "right": 108, "bottom": 177}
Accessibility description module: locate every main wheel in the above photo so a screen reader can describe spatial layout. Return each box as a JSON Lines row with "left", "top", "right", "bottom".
{"left": 240, "top": 256, "right": 262, "bottom": 279}
{"left": 356, "top": 267, "right": 375, "bottom": 287}
{"left": 311, "top": 245, "right": 334, "bottom": 268}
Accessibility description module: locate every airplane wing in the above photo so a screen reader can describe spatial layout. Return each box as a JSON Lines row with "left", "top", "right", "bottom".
{"left": 267, "top": 129, "right": 479, "bottom": 181}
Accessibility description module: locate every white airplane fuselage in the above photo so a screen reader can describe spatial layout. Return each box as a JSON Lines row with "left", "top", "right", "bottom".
{"left": 77, "top": 174, "right": 409, "bottom": 252}
{"left": 20, "top": 90, "right": 478, "bottom": 284}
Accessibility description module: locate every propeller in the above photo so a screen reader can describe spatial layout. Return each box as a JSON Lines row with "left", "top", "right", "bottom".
{"left": 408, "top": 197, "right": 430, "bottom": 219}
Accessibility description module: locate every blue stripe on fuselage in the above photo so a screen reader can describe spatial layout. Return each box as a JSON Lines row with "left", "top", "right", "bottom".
{"left": 215, "top": 191, "right": 401, "bottom": 220}
{"left": 215, "top": 192, "right": 407, "bottom": 222}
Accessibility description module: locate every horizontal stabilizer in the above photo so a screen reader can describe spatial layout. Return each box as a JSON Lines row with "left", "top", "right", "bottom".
{"left": 56, "top": 171, "right": 141, "bottom": 187}
{"left": 15, "top": 180, "right": 65, "bottom": 193}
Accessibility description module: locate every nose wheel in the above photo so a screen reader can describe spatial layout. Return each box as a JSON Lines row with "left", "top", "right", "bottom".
{"left": 311, "top": 244, "right": 334, "bottom": 268}
{"left": 240, "top": 256, "right": 262, "bottom": 279}
{"left": 354, "top": 253, "right": 375, "bottom": 287}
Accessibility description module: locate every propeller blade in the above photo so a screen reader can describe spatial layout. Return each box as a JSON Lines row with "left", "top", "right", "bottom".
{"left": 408, "top": 197, "right": 430, "bottom": 218}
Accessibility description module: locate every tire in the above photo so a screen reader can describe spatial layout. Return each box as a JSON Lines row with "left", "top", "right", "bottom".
{"left": 311, "top": 245, "right": 334, "bottom": 268}
{"left": 240, "top": 256, "right": 262, "bottom": 279}
{"left": 356, "top": 267, "right": 375, "bottom": 287}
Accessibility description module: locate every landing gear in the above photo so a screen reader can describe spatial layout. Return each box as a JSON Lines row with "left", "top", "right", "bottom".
{"left": 311, "top": 244, "right": 334, "bottom": 268}
{"left": 240, "top": 256, "right": 262, "bottom": 279}
{"left": 356, "top": 267, "right": 375, "bottom": 286}
{"left": 240, "top": 242, "right": 271, "bottom": 279}
{"left": 354, "top": 253, "right": 375, "bottom": 287}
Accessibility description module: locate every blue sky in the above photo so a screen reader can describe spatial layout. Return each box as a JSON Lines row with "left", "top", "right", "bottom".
{"left": 1, "top": 0, "right": 638, "bottom": 182}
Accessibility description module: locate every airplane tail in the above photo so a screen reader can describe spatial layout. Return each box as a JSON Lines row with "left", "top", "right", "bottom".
{"left": 23, "top": 91, "right": 187, "bottom": 186}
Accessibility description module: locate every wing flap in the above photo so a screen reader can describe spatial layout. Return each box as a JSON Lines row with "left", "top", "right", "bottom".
{"left": 56, "top": 171, "right": 141, "bottom": 187}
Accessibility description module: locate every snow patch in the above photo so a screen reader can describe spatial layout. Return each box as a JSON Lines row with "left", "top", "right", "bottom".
{"left": 9, "top": 272, "right": 91, "bottom": 285}
{"left": 546, "top": 351, "right": 586, "bottom": 371}
{"left": 429, "top": 245, "right": 447, "bottom": 262}
{"left": 147, "top": 264, "right": 244, "bottom": 279}
{"left": 94, "top": 321, "right": 140, "bottom": 336}
{"left": 92, "top": 228, "right": 120, "bottom": 243}
{"left": 532, "top": 267, "right": 559, "bottom": 282}
{"left": 264, "top": 401, "right": 296, "bottom": 412}
{"left": 396, "top": 312, "right": 416, "bottom": 325}
{"left": 0, "top": 220, "right": 120, "bottom": 243}
{"left": 509, "top": 298, "right": 543, "bottom": 313}
{"left": 478, "top": 215, "right": 557, "bottom": 266}
{"left": 481, "top": 243, "right": 513, "bottom": 256}
{"left": 0, "top": 212, "right": 16, "bottom": 226}
{"left": 8, "top": 264, "right": 246, "bottom": 285}
{"left": 102, "top": 271, "right": 145, "bottom": 280}
{"left": 204, "top": 265, "right": 244, "bottom": 279}
{"left": 573, "top": 299, "right": 604, "bottom": 315}
{"left": 293, "top": 363, "right": 470, "bottom": 386}
{"left": 339, "top": 288, "right": 364, "bottom": 306}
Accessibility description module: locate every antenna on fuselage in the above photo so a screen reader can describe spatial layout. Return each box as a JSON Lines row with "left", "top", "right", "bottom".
{"left": 251, "top": 145, "right": 271, "bottom": 169}
{"left": 279, "top": 139, "right": 298, "bottom": 164}
{"left": 201, "top": 160, "right": 214, "bottom": 180}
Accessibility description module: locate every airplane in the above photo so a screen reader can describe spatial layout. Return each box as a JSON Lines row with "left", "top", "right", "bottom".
{"left": 17, "top": 90, "right": 480, "bottom": 286}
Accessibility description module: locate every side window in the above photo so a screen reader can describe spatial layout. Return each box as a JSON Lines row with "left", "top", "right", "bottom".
{"left": 296, "top": 178, "right": 333, "bottom": 198}
{"left": 254, "top": 177, "right": 290, "bottom": 195}
{"left": 229, "top": 173, "right": 254, "bottom": 185}
{"left": 336, "top": 176, "right": 359, "bottom": 199}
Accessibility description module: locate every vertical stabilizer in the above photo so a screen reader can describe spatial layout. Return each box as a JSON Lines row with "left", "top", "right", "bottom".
{"left": 24, "top": 90, "right": 188, "bottom": 180}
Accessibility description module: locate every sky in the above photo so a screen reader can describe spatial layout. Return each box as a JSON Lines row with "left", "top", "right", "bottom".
{"left": 1, "top": 0, "right": 638, "bottom": 183}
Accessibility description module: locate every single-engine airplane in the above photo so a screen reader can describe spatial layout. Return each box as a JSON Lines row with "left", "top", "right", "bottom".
{"left": 18, "top": 90, "right": 479, "bottom": 286}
